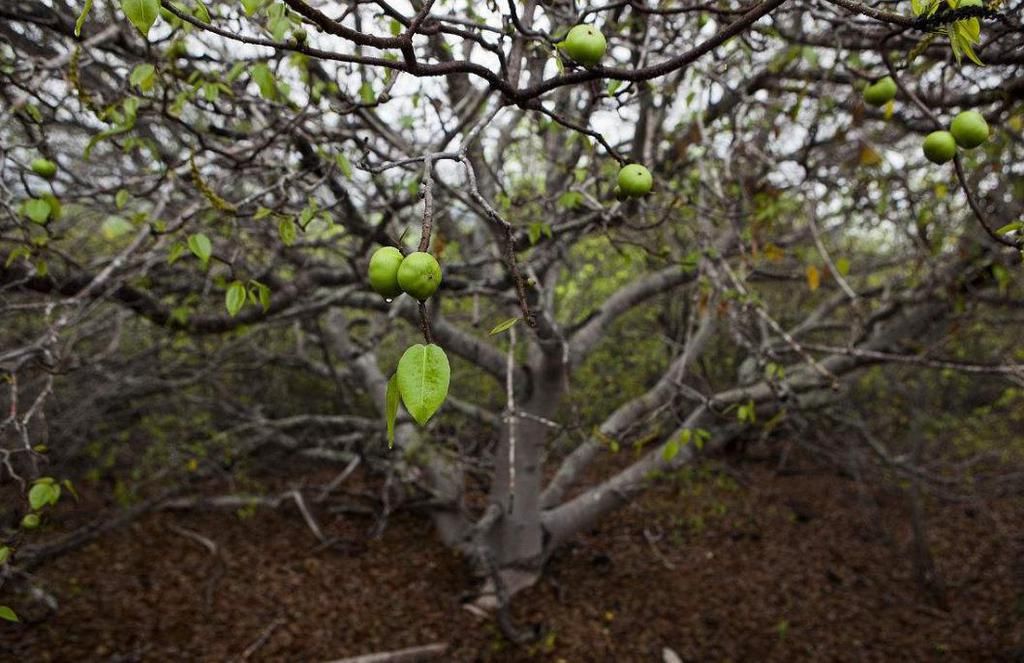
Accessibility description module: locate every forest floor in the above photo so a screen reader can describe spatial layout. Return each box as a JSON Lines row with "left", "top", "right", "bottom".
{"left": 5, "top": 451, "right": 1023, "bottom": 662}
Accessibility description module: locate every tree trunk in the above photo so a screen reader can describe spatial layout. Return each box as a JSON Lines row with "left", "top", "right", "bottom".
{"left": 489, "top": 345, "right": 565, "bottom": 567}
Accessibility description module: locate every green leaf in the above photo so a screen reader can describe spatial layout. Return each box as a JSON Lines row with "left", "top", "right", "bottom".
{"left": 225, "top": 280, "right": 246, "bottom": 317}
{"left": 121, "top": 0, "right": 160, "bottom": 37}
{"left": 249, "top": 280, "right": 271, "bottom": 312}
{"left": 241, "top": 0, "right": 262, "bottom": 15}
{"left": 167, "top": 242, "right": 186, "bottom": 265}
{"left": 662, "top": 439, "right": 680, "bottom": 462}
{"left": 390, "top": 19, "right": 402, "bottom": 36}
{"left": 250, "top": 63, "right": 277, "bottom": 100}
{"left": 335, "top": 153, "right": 352, "bottom": 179}
{"left": 129, "top": 63, "right": 156, "bottom": 91}
{"left": 385, "top": 373, "right": 400, "bottom": 448}
{"left": 22, "top": 199, "right": 51, "bottom": 224}
{"left": 0, "top": 606, "right": 18, "bottom": 623}
{"left": 557, "top": 191, "right": 582, "bottom": 209}
{"left": 115, "top": 189, "right": 131, "bottom": 209}
{"left": 75, "top": 0, "right": 94, "bottom": 36}
{"left": 28, "top": 482, "right": 59, "bottom": 510}
{"left": 359, "top": 81, "right": 375, "bottom": 104}
{"left": 396, "top": 344, "right": 450, "bottom": 425}
{"left": 488, "top": 318, "right": 520, "bottom": 335}
{"left": 63, "top": 479, "right": 80, "bottom": 501}
{"left": 188, "top": 233, "right": 212, "bottom": 263}
{"left": 278, "top": 217, "right": 296, "bottom": 246}
{"left": 994, "top": 221, "right": 1022, "bottom": 235}
{"left": 5, "top": 246, "right": 31, "bottom": 268}
{"left": 192, "top": 0, "right": 211, "bottom": 22}
{"left": 835, "top": 257, "right": 850, "bottom": 276}
{"left": 0, "top": 546, "right": 10, "bottom": 565}
{"left": 102, "top": 216, "right": 134, "bottom": 240}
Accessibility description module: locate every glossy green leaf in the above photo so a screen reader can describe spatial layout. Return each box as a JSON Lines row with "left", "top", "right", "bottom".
{"left": 335, "top": 153, "right": 352, "bottom": 179}
{"left": 0, "top": 606, "right": 18, "bottom": 623}
{"left": 396, "top": 344, "right": 450, "bottom": 425}
{"left": 129, "top": 63, "right": 155, "bottom": 91}
{"left": 250, "top": 63, "right": 276, "bottom": 100}
{"left": 488, "top": 318, "right": 520, "bottom": 336}
{"left": 28, "top": 482, "right": 60, "bottom": 510}
{"left": 278, "top": 217, "right": 296, "bottom": 246}
{"left": 225, "top": 280, "right": 246, "bottom": 316}
{"left": 23, "top": 199, "right": 51, "bottom": 224}
{"left": 248, "top": 280, "right": 271, "bottom": 312}
{"left": 995, "top": 221, "right": 1022, "bottom": 235}
{"left": 188, "top": 233, "right": 212, "bottom": 263}
{"left": 121, "top": 0, "right": 159, "bottom": 37}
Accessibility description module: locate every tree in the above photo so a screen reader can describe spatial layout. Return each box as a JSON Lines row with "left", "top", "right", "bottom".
{"left": 1, "top": 0, "right": 1022, "bottom": 633}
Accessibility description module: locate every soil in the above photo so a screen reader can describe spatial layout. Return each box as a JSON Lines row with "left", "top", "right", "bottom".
{"left": 4, "top": 457, "right": 1023, "bottom": 662}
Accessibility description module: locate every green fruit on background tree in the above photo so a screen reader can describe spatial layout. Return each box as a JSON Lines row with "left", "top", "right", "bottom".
{"left": 950, "top": 110, "right": 989, "bottom": 149}
{"left": 397, "top": 251, "right": 442, "bottom": 301}
{"left": 31, "top": 158, "right": 57, "bottom": 179}
{"left": 617, "top": 164, "right": 653, "bottom": 197}
{"left": 863, "top": 76, "right": 897, "bottom": 107}
{"left": 368, "top": 246, "right": 404, "bottom": 299}
{"left": 923, "top": 130, "right": 957, "bottom": 164}
{"left": 562, "top": 24, "right": 606, "bottom": 66}
{"left": 21, "top": 513, "right": 40, "bottom": 530}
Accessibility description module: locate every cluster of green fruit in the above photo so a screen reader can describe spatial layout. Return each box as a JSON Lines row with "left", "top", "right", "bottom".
{"left": 368, "top": 246, "right": 441, "bottom": 302}
{"left": 922, "top": 110, "right": 989, "bottom": 164}
{"left": 862, "top": 76, "right": 990, "bottom": 165}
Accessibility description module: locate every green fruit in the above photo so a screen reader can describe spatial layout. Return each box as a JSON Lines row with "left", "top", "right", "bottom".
{"left": 863, "top": 76, "right": 897, "bottom": 107}
{"left": 368, "top": 246, "right": 404, "bottom": 299}
{"left": 617, "top": 164, "right": 653, "bottom": 197}
{"left": 397, "top": 252, "right": 442, "bottom": 301}
{"left": 292, "top": 28, "right": 307, "bottom": 43}
{"left": 562, "top": 24, "right": 606, "bottom": 67}
{"left": 30, "top": 158, "right": 57, "bottom": 179}
{"left": 21, "top": 513, "right": 40, "bottom": 530}
{"left": 950, "top": 110, "right": 989, "bottom": 149}
{"left": 922, "top": 131, "right": 957, "bottom": 164}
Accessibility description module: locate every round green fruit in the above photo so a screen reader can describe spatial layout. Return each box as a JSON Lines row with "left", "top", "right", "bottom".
{"left": 863, "top": 76, "right": 897, "bottom": 107}
{"left": 368, "top": 246, "right": 404, "bottom": 299}
{"left": 31, "top": 158, "right": 57, "bottom": 179}
{"left": 922, "top": 130, "right": 957, "bottom": 164}
{"left": 397, "top": 251, "right": 442, "bottom": 301}
{"left": 617, "top": 164, "right": 653, "bottom": 197}
{"left": 562, "top": 24, "right": 606, "bottom": 67}
{"left": 21, "top": 513, "right": 40, "bottom": 530}
{"left": 949, "top": 110, "right": 989, "bottom": 149}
